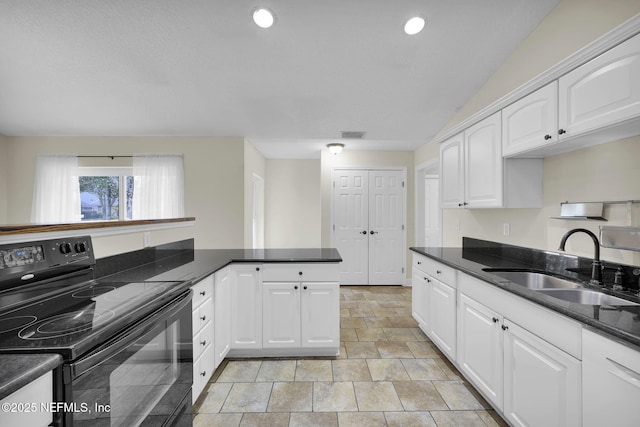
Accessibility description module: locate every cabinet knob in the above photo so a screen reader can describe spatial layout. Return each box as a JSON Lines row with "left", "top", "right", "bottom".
{"left": 303, "top": 285, "right": 308, "bottom": 290}
{"left": 256, "top": 267, "right": 260, "bottom": 271}
{"left": 492, "top": 317, "right": 499, "bottom": 323}
{"left": 294, "top": 285, "right": 298, "bottom": 290}
{"left": 417, "top": 261, "right": 421, "bottom": 265}
{"left": 370, "top": 230, "right": 378, "bottom": 235}
{"left": 544, "top": 134, "right": 552, "bottom": 140}
{"left": 558, "top": 129, "right": 566, "bottom": 135}
{"left": 436, "top": 270, "right": 442, "bottom": 274}
{"left": 426, "top": 278, "right": 431, "bottom": 283}
{"left": 200, "top": 340, "right": 207, "bottom": 346}
{"left": 360, "top": 230, "right": 367, "bottom": 235}
{"left": 501, "top": 324, "right": 509, "bottom": 331}
{"left": 298, "top": 271, "right": 303, "bottom": 276}
{"left": 200, "top": 371, "right": 206, "bottom": 377}
{"left": 200, "top": 315, "right": 206, "bottom": 321}
{"left": 200, "top": 291, "right": 206, "bottom": 296}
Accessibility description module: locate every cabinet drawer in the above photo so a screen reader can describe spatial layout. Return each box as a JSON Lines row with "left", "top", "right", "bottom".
{"left": 192, "top": 275, "right": 214, "bottom": 308}
{"left": 193, "top": 344, "right": 215, "bottom": 404}
{"left": 193, "top": 320, "right": 213, "bottom": 361}
{"left": 262, "top": 263, "right": 339, "bottom": 282}
{"left": 413, "top": 254, "right": 456, "bottom": 285}
{"left": 192, "top": 297, "right": 213, "bottom": 335}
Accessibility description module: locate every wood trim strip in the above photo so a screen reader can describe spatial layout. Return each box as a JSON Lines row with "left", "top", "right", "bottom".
{"left": 0, "top": 217, "right": 196, "bottom": 236}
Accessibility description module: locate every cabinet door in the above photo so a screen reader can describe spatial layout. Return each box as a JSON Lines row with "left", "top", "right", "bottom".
{"left": 230, "top": 264, "right": 262, "bottom": 349}
{"left": 214, "top": 268, "right": 231, "bottom": 368}
{"left": 411, "top": 268, "right": 429, "bottom": 330}
{"left": 502, "top": 81, "right": 558, "bottom": 156}
{"left": 300, "top": 282, "right": 339, "bottom": 348}
{"left": 439, "top": 133, "right": 465, "bottom": 208}
{"left": 559, "top": 33, "right": 640, "bottom": 138}
{"left": 582, "top": 329, "right": 640, "bottom": 427}
{"left": 263, "top": 282, "right": 301, "bottom": 348}
{"left": 503, "top": 320, "right": 581, "bottom": 427}
{"left": 428, "top": 278, "right": 456, "bottom": 360}
{"left": 457, "top": 293, "right": 503, "bottom": 410}
{"left": 464, "top": 112, "right": 503, "bottom": 208}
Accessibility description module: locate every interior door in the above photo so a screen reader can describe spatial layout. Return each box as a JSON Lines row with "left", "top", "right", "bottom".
{"left": 368, "top": 170, "right": 404, "bottom": 285}
{"left": 333, "top": 169, "right": 405, "bottom": 285}
{"left": 333, "top": 170, "right": 369, "bottom": 285}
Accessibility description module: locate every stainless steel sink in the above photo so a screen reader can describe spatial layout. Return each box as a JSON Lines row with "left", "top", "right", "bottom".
{"left": 537, "top": 289, "right": 639, "bottom": 306}
{"left": 483, "top": 269, "right": 582, "bottom": 289}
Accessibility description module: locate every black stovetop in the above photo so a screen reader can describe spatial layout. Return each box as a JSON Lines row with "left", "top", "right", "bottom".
{"left": 0, "top": 273, "right": 185, "bottom": 360}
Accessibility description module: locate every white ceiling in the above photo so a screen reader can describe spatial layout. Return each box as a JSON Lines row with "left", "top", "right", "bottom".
{"left": 0, "top": 0, "right": 559, "bottom": 158}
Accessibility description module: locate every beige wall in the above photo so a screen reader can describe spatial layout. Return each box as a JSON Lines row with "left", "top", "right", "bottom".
{"left": 3, "top": 136, "right": 245, "bottom": 254}
{"left": 320, "top": 149, "right": 415, "bottom": 273}
{"left": 265, "top": 159, "right": 321, "bottom": 248}
{"left": 417, "top": 0, "right": 640, "bottom": 265}
{"left": 243, "top": 140, "right": 267, "bottom": 248}
{"left": 0, "top": 135, "right": 7, "bottom": 223}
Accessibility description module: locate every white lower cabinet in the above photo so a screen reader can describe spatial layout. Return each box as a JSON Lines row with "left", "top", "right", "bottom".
{"left": 411, "top": 267, "right": 429, "bottom": 329}
{"left": 230, "top": 264, "right": 262, "bottom": 349}
{"left": 582, "top": 329, "right": 640, "bottom": 427}
{"left": 503, "top": 319, "right": 581, "bottom": 427}
{"left": 457, "top": 293, "right": 503, "bottom": 409}
{"left": 263, "top": 282, "right": 301, "bottom": 348}
{"left": 214, "top": 267, "right": 231, "bottom": 370}
{"left": 411, "top": 254, "right": 456, "bottom": 360}
{"left": 263, "top": 281, "right": 339, "bottom": 351}
{"left": 457, "top": 273, "right": 581, "bottom": 427}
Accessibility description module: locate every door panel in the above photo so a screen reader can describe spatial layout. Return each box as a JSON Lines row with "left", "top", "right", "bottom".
{"left": 262, "top": 283, "right": 300, "bottom": 348}
{"left": 333, "top": 170, "right": 369, "bottom": 285}
{"left": 368, "top": 170, "right": 404, "bottom": 285}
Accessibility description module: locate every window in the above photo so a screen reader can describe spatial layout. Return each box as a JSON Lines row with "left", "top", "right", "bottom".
{"left": 78, "top": 167, "right": 133, "bottom": 221}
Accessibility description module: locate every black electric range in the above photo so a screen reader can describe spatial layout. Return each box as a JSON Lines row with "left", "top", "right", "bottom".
{"left": 0, "top": 236, "right": 193, "bottom": 427}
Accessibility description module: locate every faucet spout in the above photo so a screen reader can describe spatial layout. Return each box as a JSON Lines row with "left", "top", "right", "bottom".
{"left": 558, "top": 228, "right": 603, "bottom": 286}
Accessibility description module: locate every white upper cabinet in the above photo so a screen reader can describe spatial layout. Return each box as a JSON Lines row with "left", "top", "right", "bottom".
{"left": 559, "top": 33, "right": 640, "bottom": 138}
{"left": 440, "top": 112, "right": 543, "bottom": 209}
{"left": 502, "top": 81, "right": 558, "bottom": 157}
{"left": 464, "top": 112, "right": 503, "bottom": 208}
{"left": 439, "top": 133, "right": 464, "bottom": 208}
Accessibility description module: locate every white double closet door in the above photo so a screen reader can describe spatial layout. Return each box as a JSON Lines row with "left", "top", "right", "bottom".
{"left": 332, "top": 169, "right": 405, "bottom": 285}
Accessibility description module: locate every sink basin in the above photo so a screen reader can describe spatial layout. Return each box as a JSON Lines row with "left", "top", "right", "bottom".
{"left": 537, "top": 289, "right": 639, "bottom": 306}
{"left": 483, "top": 269, "right": 581, "bottom": 289}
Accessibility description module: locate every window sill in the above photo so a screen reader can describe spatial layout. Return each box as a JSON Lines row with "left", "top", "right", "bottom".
{"left": 0, "top": 218, "right": 195, "bottom": 243}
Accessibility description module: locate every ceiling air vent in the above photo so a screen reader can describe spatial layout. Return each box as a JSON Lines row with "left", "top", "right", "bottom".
{"left": 341, "top": 131, "right": 365, "bottom": 139}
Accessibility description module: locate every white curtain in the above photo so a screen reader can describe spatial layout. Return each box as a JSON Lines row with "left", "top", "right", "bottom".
{"left": 31, "top": 154, "right": 81, "bottom": 223}
{"left": 132, "top": 154, "right": 185, "bottom": 219}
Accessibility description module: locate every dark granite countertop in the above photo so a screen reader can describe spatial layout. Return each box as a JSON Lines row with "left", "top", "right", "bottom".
{"left": 0, "top": 353, "right": 62, "bottom": 400}
{"left": 410, "top": 240, "right": 640, "bottom": 348}
{"left": 97, "top": 247, "right": 343, "bottom": 286}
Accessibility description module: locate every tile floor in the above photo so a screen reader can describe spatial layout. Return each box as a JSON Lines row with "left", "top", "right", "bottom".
{"left": 193, "top": 286, "right": 509, "bottom": 427}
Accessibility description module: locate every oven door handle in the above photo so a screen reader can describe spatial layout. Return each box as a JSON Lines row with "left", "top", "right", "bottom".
{"left": 65, "top": 290, "right": 192, "bottom": 382}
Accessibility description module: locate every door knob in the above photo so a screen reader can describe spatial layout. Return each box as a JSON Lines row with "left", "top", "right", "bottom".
{"left": 544, "top": 134, "right": 552, "bottom": 140}
{"left": 370, "top": 230, "right": 378, "bottom": 235}
{"left": 558, "top": 129, "right": 566, "bottom": 135}
{"left": 360, "top": 230, "right": 367, "bottom": 235}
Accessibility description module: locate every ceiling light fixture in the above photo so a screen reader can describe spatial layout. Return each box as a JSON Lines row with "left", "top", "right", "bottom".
{"left": 327, "top": 143, "right": 345, "bottom": 155}
{"left": 253, "top": 7, "right": 275, "bottom": 28}
{"left": 404, "top": 16, "right": 425, "bottom": 35}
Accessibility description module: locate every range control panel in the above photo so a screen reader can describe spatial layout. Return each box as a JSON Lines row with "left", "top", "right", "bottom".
{"left": 0, "top": 236, "right": 95, "bottom": 283}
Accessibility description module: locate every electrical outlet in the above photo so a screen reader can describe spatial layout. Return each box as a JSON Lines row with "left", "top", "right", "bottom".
{"left": 503, "top": 223, "right": 510, "bottom": 237}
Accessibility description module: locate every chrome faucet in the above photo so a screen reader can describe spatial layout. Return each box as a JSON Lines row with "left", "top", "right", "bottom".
{"left": 558, "top": 228, "right": 603, "bottom": 286}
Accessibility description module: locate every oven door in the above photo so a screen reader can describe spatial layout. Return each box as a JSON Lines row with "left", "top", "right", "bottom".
{"left": 60, "top": 290, "right": 192, "bottom": 427}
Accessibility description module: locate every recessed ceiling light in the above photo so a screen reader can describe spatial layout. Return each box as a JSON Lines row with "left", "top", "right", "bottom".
{"left": 253, "top": 7, "right": 275, "bottom": 28}
{"left": 404, "top": 16, "right": 425, "bottom": 35}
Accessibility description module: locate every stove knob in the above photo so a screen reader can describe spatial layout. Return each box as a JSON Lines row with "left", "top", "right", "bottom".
{"left": 75, "top": 242, "right": 87, "bottom": 253}
{"left": 60, "top": 243, "right": 72, "bottom": 254}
